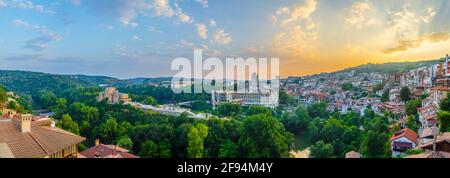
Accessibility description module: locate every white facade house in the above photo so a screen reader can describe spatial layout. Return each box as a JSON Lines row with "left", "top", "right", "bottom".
{"left": 390, "top": 128, "right": 418, "bottom": 157}
{"left": 211, "top": 74, "right": 279, "bottom": 109}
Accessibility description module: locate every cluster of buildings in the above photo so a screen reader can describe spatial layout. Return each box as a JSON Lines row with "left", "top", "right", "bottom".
{"left": 385, "top": 54, "right": 450, "bottom": 157}
{"left": 97, "top": 87, "right": 132, "bottom": 104}
{"left": 283, "top": 69, "right": 387, "bottom": 116}
{"left": 211, "top": 73, "right": 279, "bottom": 109}
{"left": 283, "top": 54, "right": 450, "bottom": 158}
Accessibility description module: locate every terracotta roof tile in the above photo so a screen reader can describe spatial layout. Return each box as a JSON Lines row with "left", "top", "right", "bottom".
{"left": 390, "top": 128, "right": 418, "bottom": 143}
{"left": 0, "top": 119, "right": 85, "bottom": 158}
{"left": 79, "top": 144, "right": 139, "bottom": 158}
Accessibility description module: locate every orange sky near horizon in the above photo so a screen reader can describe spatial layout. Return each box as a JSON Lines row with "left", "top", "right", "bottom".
{"left": 265, "top": 0, "right": 450, "bottom": 78}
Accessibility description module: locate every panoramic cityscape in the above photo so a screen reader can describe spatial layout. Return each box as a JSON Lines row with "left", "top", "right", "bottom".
{"left": 0, "top": 0, "right": 450, "bottom": 161}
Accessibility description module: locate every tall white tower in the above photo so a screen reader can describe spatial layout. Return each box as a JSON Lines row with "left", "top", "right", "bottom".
{"left": 445, "top": 54, "right": 450, "bottom": 76}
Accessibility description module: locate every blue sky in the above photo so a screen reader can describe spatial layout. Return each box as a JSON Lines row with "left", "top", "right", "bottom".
{"left": 1, "top": 0, "right": 450, "bottom": 79}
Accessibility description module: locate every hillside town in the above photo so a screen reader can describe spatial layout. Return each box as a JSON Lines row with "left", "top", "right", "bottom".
{"left": 282, "top": 54, "right": 450, "bottom": 158}
{"left": 1, "top": 55, "right": 450, "bottom": 158}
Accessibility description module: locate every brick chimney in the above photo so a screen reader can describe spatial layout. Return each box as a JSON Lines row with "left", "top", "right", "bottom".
{"left": 95, "top": 139, "right": 100, "bottom": 146}
{"left": 20, "top": 114, "right": 33, "bottom": 133}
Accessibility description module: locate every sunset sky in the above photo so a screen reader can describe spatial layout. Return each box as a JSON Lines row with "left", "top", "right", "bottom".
{"left": 1, "top": 0, "right": 450, "bottom": 79}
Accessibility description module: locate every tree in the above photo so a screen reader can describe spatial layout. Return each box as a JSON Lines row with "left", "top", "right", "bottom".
{"left": 238, "top": 114, "right": 294, "bottom": 158}
{"left": 440, "top": 94, "right": 450, "bottom": 111}
{"left": 52, "top": 98, "right": 68, "bottom": 118}
{"left": 116, "top": 136, "right": 133, "bottom": 150}
{"left": 307, "top": 102, "right": 329, "bottom": 118}
{"left": 279, "top": 107, "right": 311, "bottom": 134}
{"left": 341, "top": 83, "right": 354, "bottom": 91}
{"left": 373, "top": 82, "right": 384, "bottom": 92}
{"left": 381, "top": 89, "right": 389, "bottom": 102}
{"left": 173, "top": 123, "right": 193, "bottom": 157}
{"left": 94, "top": 117, "right": 121, "bottom": 144}
{"left": 8, "top": 100, "right": 25, "bottom": 112}
{"left": 159, "top": 139, "right": 172, "bottom": 158}
{"left": 143, "top": 96, "right": 157, "bottom": 106}
{"left": 218, "top": 140, "right": 238, "bottom": 158}
{"left": 217, "top": 103, "right": 242, "bottom": 118}
{"left": 56, "top": 114, "right": 79, "bottom": 135}
{"left": 405, "top": 115, "right": 419, "bottom": 133}
{"left": 309, "top": 140, "right": 333, "bottom": 158}
{"left": 438, "top": 111, "right": 450, "bottom": 132}
{"left": 279, "top": 90, "right": 296, "bottom": 106}
{"left": 361, "top": 131, "right": 388, "bottom": 158}
{"left": 0, "top": 86, "right": 7, "bottom": 105}
{"left": 187, "top": 123, "right": 209, "bottom": 158}
{"left": 405, "top": 99, "right": 421, "bottom": 116}
{"left": 191, "top": 101, "right": 211, "bottom": 112}
{"left": 140, "top": 140, "right": 158, "bottom": 158}
{"left": 246, "top": 105, "right": 272, "bottom": 116}
{"left": 39, "top": 90, "right": 57, "bottom": 108}
{"left": 400, "top": 87, "right": 411, "bottom": 102}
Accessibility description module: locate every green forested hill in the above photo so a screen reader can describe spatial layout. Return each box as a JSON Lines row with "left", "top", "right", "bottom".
{"left": 339, "top": 59, "right": 443, "bottom": 74}
{"left": 0, "top": 70, "right": 88, "bottom": 96}
{"left": 0, "top": 70, "right": 172, "bottom": 97}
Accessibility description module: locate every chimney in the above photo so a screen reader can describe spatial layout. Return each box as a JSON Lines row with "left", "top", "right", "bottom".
{"left": 95, "top": 139, "right": 100, "bottom": 146}
{"left": 20, "top": 114, "right": 32, "bottom": 133}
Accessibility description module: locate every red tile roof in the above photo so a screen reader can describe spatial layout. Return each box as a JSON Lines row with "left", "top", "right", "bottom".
{"left": 390, "top": 128, "right": 418, "bottom": 143}
{"left": 431, "top": 86, "right": 450, "bottom": 91}
{"left": 0, "top": 119, "right": 85, "bottom": 158}
{"left": 79, "top": 144, "right": 139, "bottom": 158}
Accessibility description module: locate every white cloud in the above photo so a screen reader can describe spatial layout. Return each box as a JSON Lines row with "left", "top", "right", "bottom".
{"left": 388, "top": 7, "right": 436, "bottom": 41}
{"left": 209, "top": 19, "right": 216, "bottom": 27}
{"left": 147, "top": 26, "right": 163, "bottom": 33}
{"left": 86, "top": 0, "right": 194, "bottom": 27}
{"left": 174, "top": 3, "right": 193, "bottom": 23}
{"left": 130, "top": 22, "right": 139, "bottom": 28}
{"left": 178, "top": 13, "right": 192, "bottom": 23}
{"left": 345, "top": 1, "right": 376, "bottom": 28}
{"left": 279, "top": 0, "right": 316, "bottom": 27}
{"left": 0, "top": 0, "right": 7, "bottom": 8}
{"left": 276, "top": 7, "right": 289, "bottom": 15}
{"left": 132, "top": 35, "right": 142, "bottom": 41}
{"left": 195, "top": 0, "right": 208, "bottom": 8}
{"left": 13, "top": 19, "right": 30, "bottom": 26}
{"left": 383, "top": 7, "right": 440, "bottom": 53}
{"left": 421, "top": 7, "right": 437, "bottom": 23}
{"left": 71, "top": 0, "right": 82, "bottom": 6}
{"left": 272, "top": 0, "right": 318, "bottom": 56}
{"left": 199, "top": 44, "right": 221, "bottom": 57}
{"left": 196, "top": 24, "right": 208, "bottom": 39}
{"left": 152, "top": 0, "right": 174, "bottom": 17}
{"left": 13, "top": 19, "right": 62, "bottom": 51}
{"left": 178, "top": 39, "right": 194, "bottom": 48}
{"left": 212, "top": 29, "right": 232, "bottom": 45}
{"left": 10, "top": 0, "right": 55, "bottom": 14}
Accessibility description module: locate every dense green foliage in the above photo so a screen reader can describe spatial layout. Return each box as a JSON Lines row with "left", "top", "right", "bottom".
{"left": 406, "top": 99, "right": 422, "bottom": 116}
{"left": 118, "top": 85, "right": 210, "bottom": 105}
{"left": 309, "top": 140, "right": 333, "bottom": 158}
{"left": 381, "top": 89, "right": 390, "bottom": 102}
{"left": 0, "top": 69, "right": 414, "bottom": 158}
{"left": 438, "top": 95, "right": 450, "bottom": 132}
{"left": 238, "top": 114, "right": 294, "bottom": 158}
{"left": 341, "top": 83, "right": 354, "bottom": 91}
{"left": 438, "top": 111, "right": 450, "bottom": 132}
{"left": 400, "top": 87, "right": 411, "bottom": 102}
